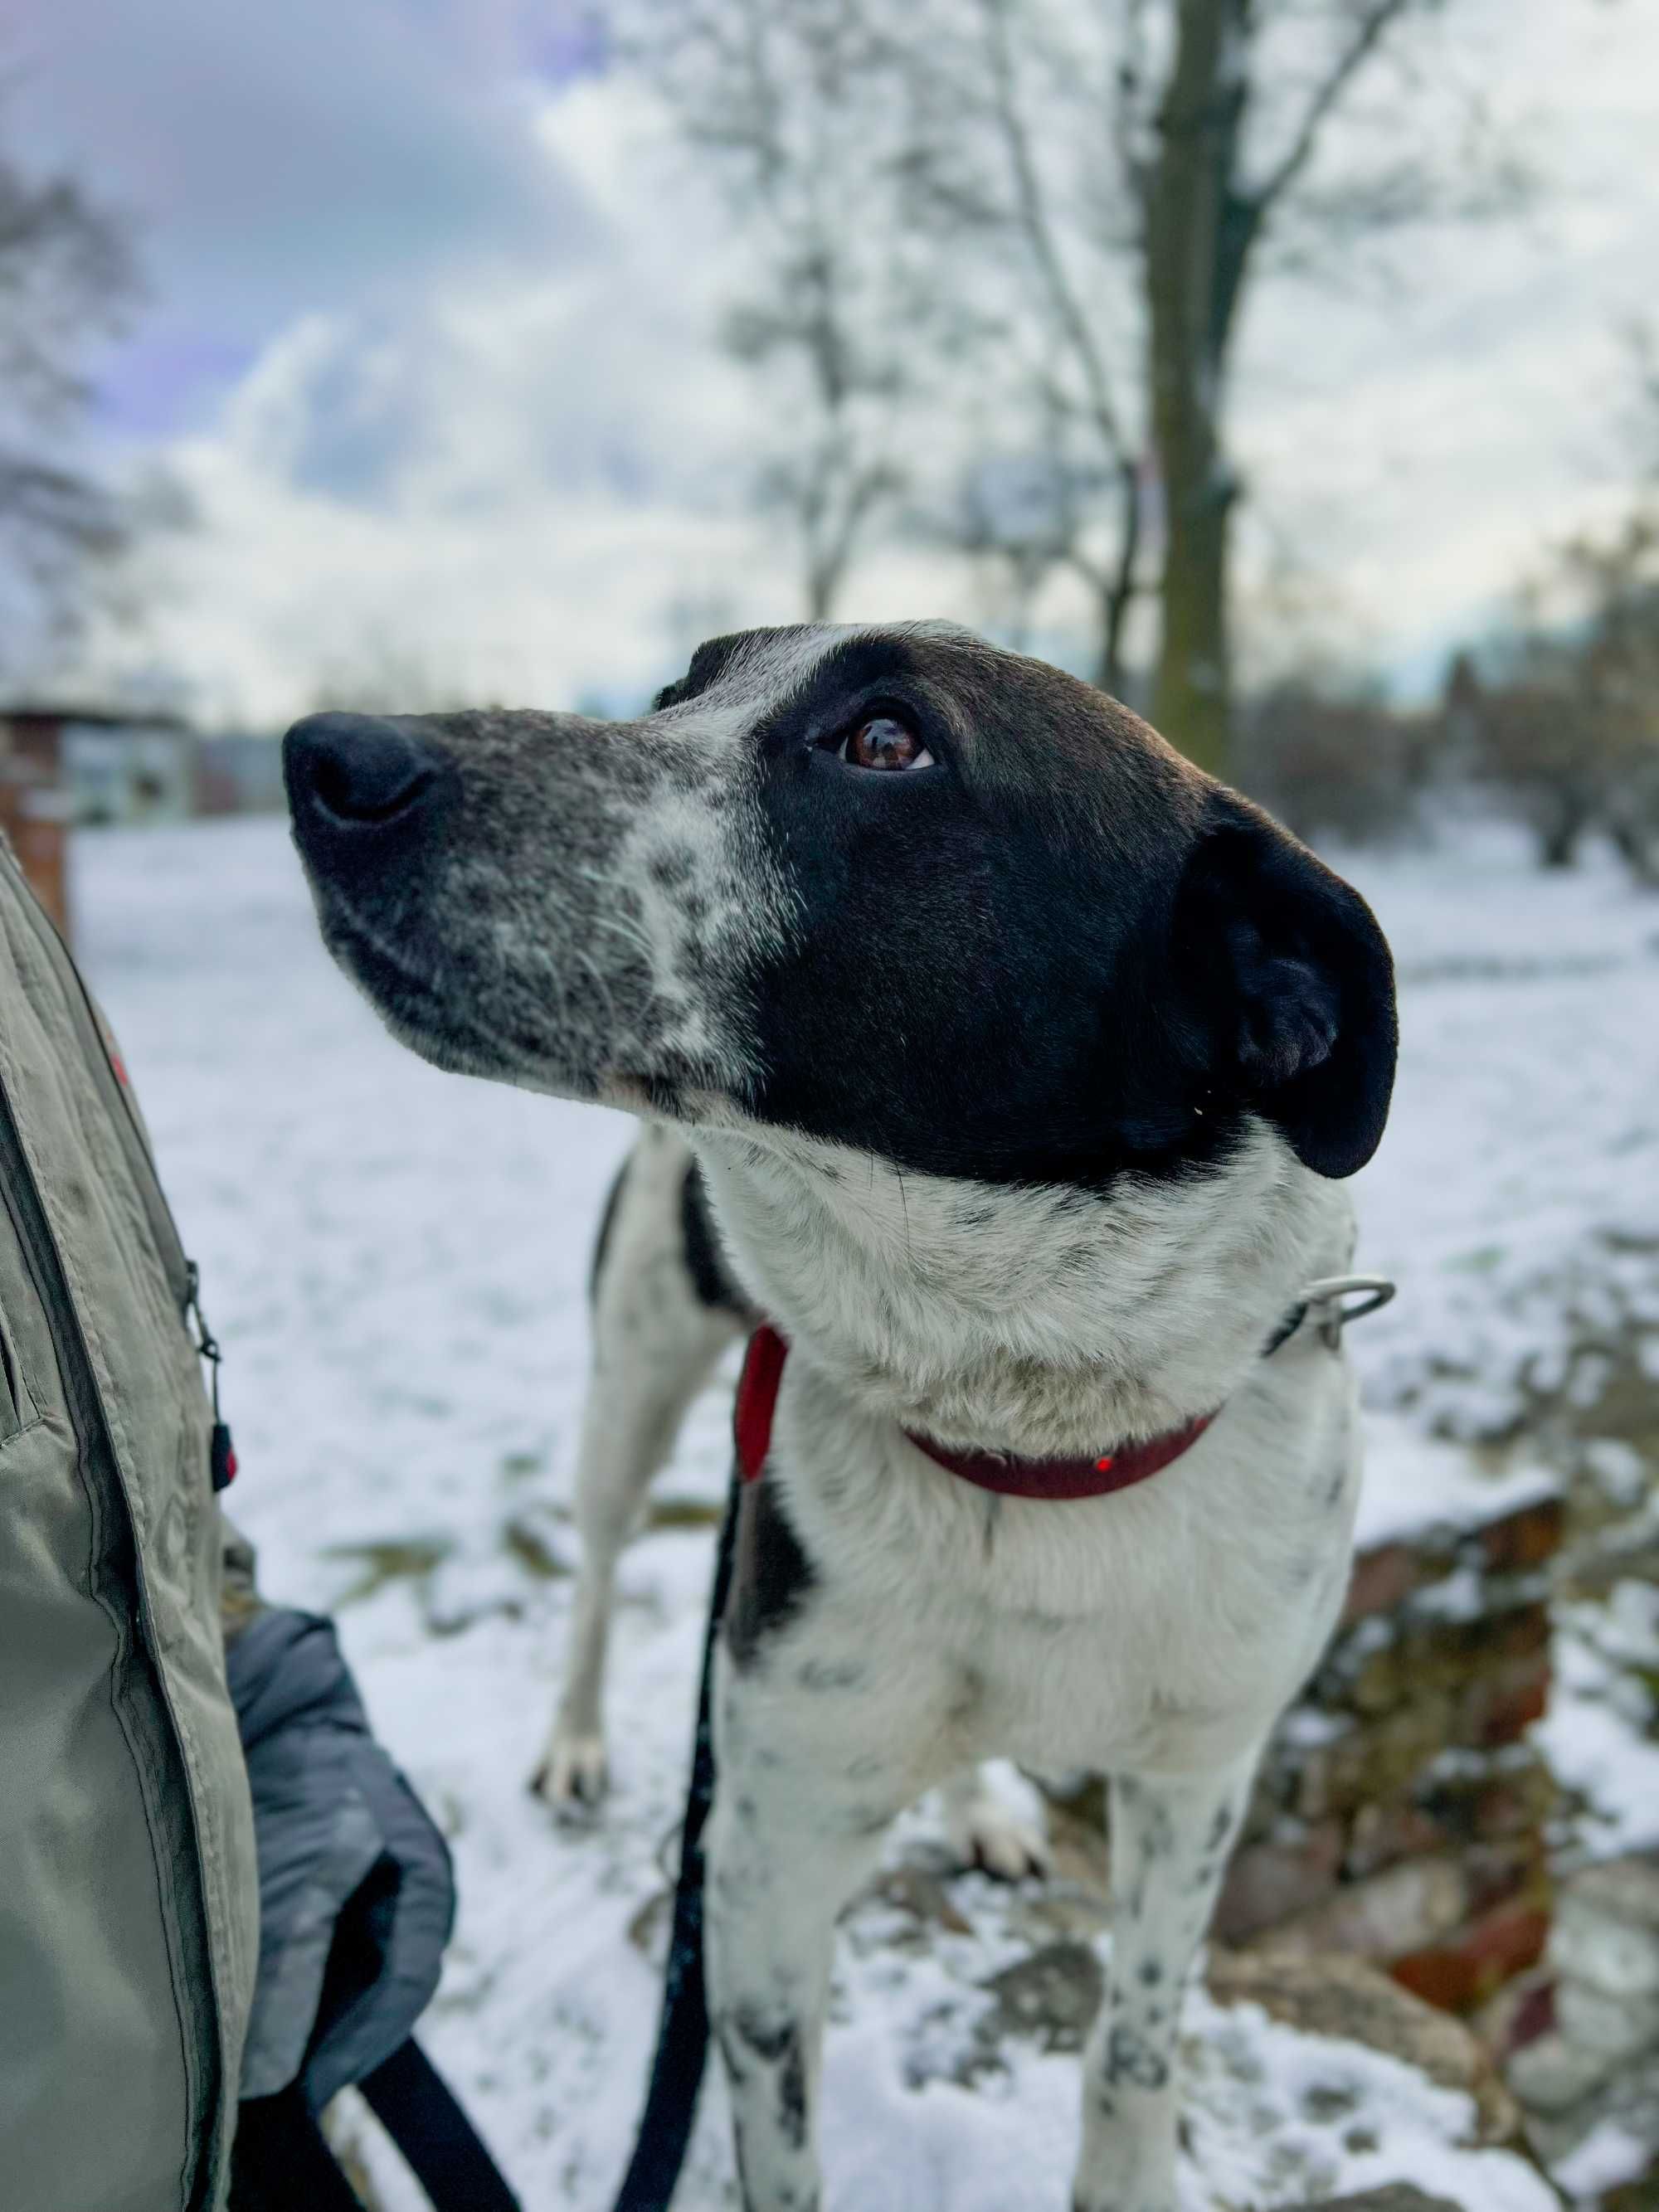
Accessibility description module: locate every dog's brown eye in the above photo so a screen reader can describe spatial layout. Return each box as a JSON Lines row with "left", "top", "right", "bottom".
{"left": 838, "top": 717, "right": 935, "bottom": 771}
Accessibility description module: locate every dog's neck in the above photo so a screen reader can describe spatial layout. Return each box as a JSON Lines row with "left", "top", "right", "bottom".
{"left": 693, "top": 1120, "right": 1354, "bottom": 1458}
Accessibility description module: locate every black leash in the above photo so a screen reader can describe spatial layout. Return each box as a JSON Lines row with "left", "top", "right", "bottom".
{"left": 610, "top": 1464, "right": 742, "bottom": 2212}
{"left": 358, "top": 2038, "right": 521, "bottom": 2211}
{"left": 231, "top": 2037, "right": 520, "bottom": 2212}
{"left": 231, "top": 2081, "right": 367, "bottom": 2212}
{"left": 353, "top": 1479, "right": 744, "bottom": 2212}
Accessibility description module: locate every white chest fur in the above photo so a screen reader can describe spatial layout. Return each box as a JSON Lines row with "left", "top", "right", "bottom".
{"left": 695, "top": 1115, "right": 1363, "bottom": 1782}
{"left": 766, "top": 1331, "right": 1360, "bottom": 1785}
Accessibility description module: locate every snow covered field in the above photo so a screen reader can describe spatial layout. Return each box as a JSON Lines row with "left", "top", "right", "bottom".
{"left": 75, "top": 815, "right": 1658, "bottom": 2210}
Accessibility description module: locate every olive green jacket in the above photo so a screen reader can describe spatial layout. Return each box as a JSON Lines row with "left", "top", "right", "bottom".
{"left": 0, "top": 840, "right": 258, "bottom": 2211}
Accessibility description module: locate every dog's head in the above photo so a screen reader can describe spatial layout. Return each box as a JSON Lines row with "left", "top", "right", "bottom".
{"left": 285, "top": 623, "right": 1394, "bottom": 1187}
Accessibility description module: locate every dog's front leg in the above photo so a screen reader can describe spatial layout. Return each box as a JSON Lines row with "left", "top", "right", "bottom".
{"left": 704, "top": 1675, "right": 892, "bottom": 2212}
{"left": 1072, "top": 1756, "right": 1258, "bottom": 2212}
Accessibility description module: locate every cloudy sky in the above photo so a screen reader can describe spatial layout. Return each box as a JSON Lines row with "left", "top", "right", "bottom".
{"left": 12, "top": 0, "right": 1659, "bottom": 723}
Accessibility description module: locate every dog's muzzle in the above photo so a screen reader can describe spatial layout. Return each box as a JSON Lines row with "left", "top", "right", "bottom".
{"left": 284, "top": 712, "right": 460, "bottom": 891}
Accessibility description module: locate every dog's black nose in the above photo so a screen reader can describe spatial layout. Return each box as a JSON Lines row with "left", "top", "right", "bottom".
{"left": 284, "top": 712, "right": 452, "bottom": 831}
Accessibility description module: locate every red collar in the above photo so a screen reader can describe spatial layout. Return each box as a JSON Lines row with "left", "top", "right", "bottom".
{"left": 734, "top": 1323, "right": 1215, "bottom": 1503}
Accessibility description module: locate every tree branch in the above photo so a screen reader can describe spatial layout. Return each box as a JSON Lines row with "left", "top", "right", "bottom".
{"left": 977, "top": 0, "right": 1131, "bottom": 468}
{"left": 0, "top": 454, "right": 124, "bottom": 567}
{"left": 1110, "top": 0, "right": 1155, "bottom": 211}
{"left": 1249, "top": 0, "right": 1418, "bottom": 216}
{"left": 632, "top": 0, "right": 916, "bottom": 619}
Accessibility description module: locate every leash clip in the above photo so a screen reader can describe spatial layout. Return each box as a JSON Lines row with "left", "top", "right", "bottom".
{"left": 1301, "top": 1273, "right": 1396, "bottom": 1349}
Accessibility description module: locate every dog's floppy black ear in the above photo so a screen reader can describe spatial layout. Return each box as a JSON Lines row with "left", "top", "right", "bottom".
{"left": 1171, "top": 795, "right": 1397, "bottom": 1178}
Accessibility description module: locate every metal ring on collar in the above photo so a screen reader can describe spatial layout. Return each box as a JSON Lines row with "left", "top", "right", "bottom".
{"left": 1301, "top": 1273, "right": 1397, "bottom": 1346}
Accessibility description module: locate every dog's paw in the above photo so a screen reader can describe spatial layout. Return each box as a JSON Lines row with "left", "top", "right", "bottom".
{"left": 946, "top": 1792, "right": 1050, "bottom": 1882}
{"left": 530, "top": 1730, "right": 609, "bottom": 1818}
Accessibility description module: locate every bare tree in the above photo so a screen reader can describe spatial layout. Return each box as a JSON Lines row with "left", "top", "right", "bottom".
{"left": 1457, "top": 519, "right": 1659, "bottom": 882}
{"left": 1461, "top": 627, "right": 1608, "bottom": 870}
{"left": 1450, "top": 321, "right": 1659, "bottom": 878}
{"left": 726, "top": 258, "right": 905, "bottom": 623}
{"left": 893, "top": 0, "right": 1152, "bottom": 694}
{"left": 632, "top": 0, "right": 1517, "bottom": 761}
{"left": 941, "top": 440, "right": 1102, "bottom": 655}
{"left": 1140, "top": 0, "right": 1462, "bottom": 773}
{"left": 1559, "top": 518, "right": 1659, "bottom": 884}
{"left": 625, "top": 0, "right": 932, "bottom": 620}
{"left": 889, "top": 0, "right": 1512, "bottom": 771}
{"left": 913, "top": 371, "right": 1128, "bottom": 659}
{"left": 0, "top": 134, "right": 139, "bottom": 671}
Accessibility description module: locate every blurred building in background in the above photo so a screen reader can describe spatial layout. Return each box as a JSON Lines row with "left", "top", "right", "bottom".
{"left": 0, "top": 703, "right": 284, "bottom": 941}
{"left": 0, "top": 706, "right": 80, "bottom": 931}
{"left": 63, "top": 710, "right": 197, "bottom": 826}
{"left": 192, "top": 732, "right": 288, "bottom": 818}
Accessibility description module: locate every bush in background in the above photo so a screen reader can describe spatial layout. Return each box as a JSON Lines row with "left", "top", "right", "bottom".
{"left": 1234, "top": 673, "right": 1441, "bottom": 848}
{"left": 1452, "top": 518, "right": 1659, "bottom": 882}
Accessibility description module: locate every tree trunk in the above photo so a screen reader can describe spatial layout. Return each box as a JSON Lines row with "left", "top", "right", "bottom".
{"left": 804, "top": 555, "right": 836, "bottom": 623}
{"left": 1151, "top": 484, "right": 1230, "bottom": 770}
{"left": 1536, "top": 794, "right": 1588, "bottom": 869}
{"left": 1093, "top": 576, "right": 1135, "bottom": 701}
{"left": 1092, "top": 460, "right": 1143, "bottom": 701}
{"left": 1608, "top": 811, "right": 1659, "bottom": 887}
{"left": 1144, "top": 0, "right": 1248, "bottom": 779}
{"left": 1092, "top": 589, "right": 1125, "bottom": 698}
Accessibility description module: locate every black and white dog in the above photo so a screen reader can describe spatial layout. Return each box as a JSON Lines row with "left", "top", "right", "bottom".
{"left": 285, "top": 624, "right": 1395, "bottom": 2212}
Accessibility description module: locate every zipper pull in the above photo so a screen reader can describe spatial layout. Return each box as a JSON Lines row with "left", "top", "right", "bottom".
{"left": 186, "top": 1260, "right": 239, "bottom": 1491}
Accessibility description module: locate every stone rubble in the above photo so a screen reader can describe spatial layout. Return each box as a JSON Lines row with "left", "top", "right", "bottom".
{"left": 1508, "top": 1854, "right": 1659, "bottom": 2189}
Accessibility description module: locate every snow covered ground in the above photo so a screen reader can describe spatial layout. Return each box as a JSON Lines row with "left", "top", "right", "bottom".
{"left": 74, "top": 814, "right": 1657, "bottom": 2210}
{"left": 1340, "top": 830, "right": 1659, "bottom": 1441}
